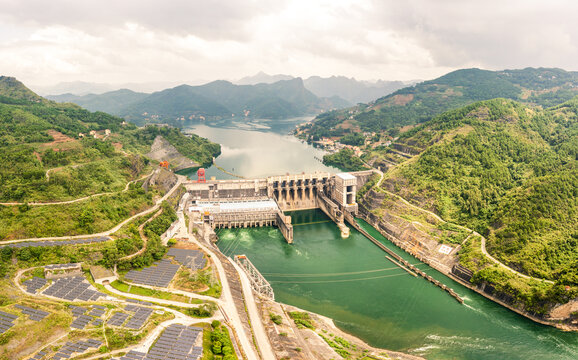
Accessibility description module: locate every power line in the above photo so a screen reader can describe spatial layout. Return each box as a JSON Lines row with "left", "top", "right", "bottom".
{"left": 263, "top": 263, "right": 426, "bottom": 277}
{"left": 269, "top": 272, "right": 411, "bottom": 284}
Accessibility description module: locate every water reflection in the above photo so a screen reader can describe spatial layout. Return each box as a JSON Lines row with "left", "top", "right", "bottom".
{"left": 179, "top": 117, "right": 339, "bottom": 179}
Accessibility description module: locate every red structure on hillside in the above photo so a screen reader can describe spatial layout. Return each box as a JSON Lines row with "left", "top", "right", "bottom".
{"left": 197, "top": 168, "right": 206, "bottom": 183}
{"left": 159, "top": 161, "right": 169, "bottom": 169}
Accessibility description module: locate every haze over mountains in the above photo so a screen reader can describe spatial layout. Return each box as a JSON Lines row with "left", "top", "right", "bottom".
{"left": 236, "top": 72, "right": 415, "bottom": 104}
{"left": 45, "top": 72, "right": 415, "bottom": 123}
{"left": 48, "top": 74, "right": 410, "bottom": 124}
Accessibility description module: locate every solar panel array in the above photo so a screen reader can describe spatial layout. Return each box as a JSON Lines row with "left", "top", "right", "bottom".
{"left": 0, "top": 311, "right": 17, "bottom": 335}
{"left": 147, "top": 324, "right": 203, "bottom": 360}
{"left": 71, "top": 314, "right": 93, "bottom": 329}
{"left": 116, "top": 350, "right": 147, "bottom": 360}
{"left": 50, "top": 339, "right": 102, "bottom": 359}
{"left": 166, "top": 248, "right": 207, "bottom": 271}
{"left": 0, "top": 236, "right": 110, "bottom": 249}
{"left": 42, "top": 276, "right": 105, "bottom": 301}
{"left": 124, "top": 305, "right": 153, "bottom": 330}
{"left": 127, "top": 298, "right": 153, "bottom": 306}
{"left": 108, "top": 312, "right": 130, "bottom": 327}
{"left": 88, "top": 308, "right": 106, "bottom": 317}
{"left": 14, "top": 304, "right": 49, "bottom": 321}
{"left": 30, "top": 348, "right": 49, "bottom": 359}
{"left": 23, "top": 276, "right": 47, "bottom": 294}
{"left": 114, "top": 324, "right": 203, "bottom": 360}
{"left": 69, "top": 305, "right": 87, "bottom": 317}
{"left": 70, "top": 304, "right": 107, "bottom": 329}
{"left": 124, "top": 259, "right": 179, "bottom": 287}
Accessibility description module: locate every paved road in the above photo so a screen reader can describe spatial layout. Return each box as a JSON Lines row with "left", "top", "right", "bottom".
{"left": 361, "top": 157, "right": 555, "bottom": 285}
{"left": 118, "top": 207, "right": 163, "bottom": 261}
{"left": 479, "top": 234, "right": 554, "bottom": 284}
{"left": 187, "top": 233, "right": 260, "bottom": 360}
{"left": 379, "top": 188, "right": 554, "bottom": 284}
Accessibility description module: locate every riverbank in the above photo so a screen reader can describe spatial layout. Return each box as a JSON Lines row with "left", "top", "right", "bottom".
{"left": 211, "top": 228, "right": 422, "bottom": 359}
{"left": 258, "top": 299, "right": 424, "bottom": 360}
{"left": 356, "top": 198, "right": 578, "bottom": 332}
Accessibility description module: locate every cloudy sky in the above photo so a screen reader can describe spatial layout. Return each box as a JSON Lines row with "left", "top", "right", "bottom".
{"left": 1, "top": 0, "right": 577, "bottom": 89}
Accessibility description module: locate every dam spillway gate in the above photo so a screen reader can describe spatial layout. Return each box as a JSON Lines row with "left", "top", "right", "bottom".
{"left": 184, "top": 170, "right": 374, "bottom": 243}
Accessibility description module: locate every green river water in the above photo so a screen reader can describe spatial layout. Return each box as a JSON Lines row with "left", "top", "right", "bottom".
{"left": 179, "top": 120, "right": 578, "bottom": 360}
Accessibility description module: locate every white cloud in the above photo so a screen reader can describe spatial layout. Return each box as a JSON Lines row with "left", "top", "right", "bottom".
{"left": 0, "top": 0, "right": 576, "bottom": 88}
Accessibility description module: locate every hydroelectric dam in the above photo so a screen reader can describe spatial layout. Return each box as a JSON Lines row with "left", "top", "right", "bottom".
{"left": 183, "top": 170, "right": 374, "bottom": 243}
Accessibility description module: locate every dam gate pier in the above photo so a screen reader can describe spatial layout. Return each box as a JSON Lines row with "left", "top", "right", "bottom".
{"left": 184, "top": 170, "right": 374, "bottom": 243}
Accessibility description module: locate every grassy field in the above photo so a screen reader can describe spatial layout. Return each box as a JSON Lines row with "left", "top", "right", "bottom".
{"left": 173, "top": 268, "right": 222, "bottom": 299}
{"left": 110, "top": 280, "right": 204, "bottom": 305}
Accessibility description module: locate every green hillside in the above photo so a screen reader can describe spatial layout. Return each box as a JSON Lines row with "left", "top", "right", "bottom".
{"left": 50, "top": 78, "right": 346, "bottom": 123}
{"left": 301, "top": 67, "right": 578, "bottom": 141}
{"left": 0, "top": 76, "right": 45, "bottom": 103}
{"left": 122, "top": 78, "right": 342, "bottom": 122}
{"left": 0, "top": 77, "right": 220, "bottom": 240}
{"left": 375, "top": 98, "right": 577, "bottom": 312}
{"left": 48, "top": 89, "right": 149, "bottom": 115}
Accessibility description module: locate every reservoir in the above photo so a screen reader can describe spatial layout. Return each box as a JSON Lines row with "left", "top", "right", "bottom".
{"left": 180, "top": 117, "right": 339, "bottom": 180}
{"left": 181, "top": 120, "right": 578, "bottom": 359}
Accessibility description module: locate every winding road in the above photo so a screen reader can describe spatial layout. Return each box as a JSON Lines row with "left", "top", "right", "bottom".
{"left": 0, "top": 170, "right": 155, "bottom": 207}
{"left": 0, "top": 174, "right": 184, "bottom": 245}
{"left": 367, "top": 165, "right": 555, "bottom": 285}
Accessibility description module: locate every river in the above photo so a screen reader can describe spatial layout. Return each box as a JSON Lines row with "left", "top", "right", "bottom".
{"left": 179, "top": 116, "right": 339, "bottom": 180}
{"left": 180, "top": 119, "right": 578, "bottom": 360}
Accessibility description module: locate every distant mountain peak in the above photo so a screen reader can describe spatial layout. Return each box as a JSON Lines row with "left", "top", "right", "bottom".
{"left": 0, "top": 76, "right": 44, "bottom": 102}
{"left": 236, "top": 72, "right": 295, "bottom": 85}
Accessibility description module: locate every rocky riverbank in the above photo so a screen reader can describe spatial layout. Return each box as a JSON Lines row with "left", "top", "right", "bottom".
{"left": 146, "top": 135, "right": 199, "bottom": 171}
{"left": 357, "top": 189, "right": 578, "bottom": 332}
{"left": 259, "top": 299, "right": 424, "bottom": 360}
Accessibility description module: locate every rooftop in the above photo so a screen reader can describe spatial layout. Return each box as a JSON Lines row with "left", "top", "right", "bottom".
{"left": 89, "top": 265, "right": 115, "bottom": 280}
{"left": 190, "top": 199, "right": 279, "bottom": 213}
{"left": 336, "top": 173, "right": 356, "bottom": 181}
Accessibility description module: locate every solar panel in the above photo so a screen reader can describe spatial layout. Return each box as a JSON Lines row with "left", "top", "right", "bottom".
{"left": 23, "top": 276, "right": 48, "bottom": 294}
{"left": 0, "top": 237, "right": 111, "bottom": 250}
{"left": 124, "top": 259, "right": 180, "bottom": 288}
{"left": 0, "top": 311, "right": 16, "bottom": 335}
{"left": 108, "top": 312, "right": 130, "bottom": 327}
{"left": 51, "top": 339, "right": 102, "bottom": 358}
{"left": 14, "top": 305, "right": 49, "bottom": 321}
{"left": 42, "top": 276, "right": 105, "bottom": 301}
{"left": 134, "top": 324, "right": 203, "bottom": 360}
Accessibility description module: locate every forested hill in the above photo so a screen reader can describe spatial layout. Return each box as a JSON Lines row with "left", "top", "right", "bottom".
{"left": 0, "top": 76, "right": 45, "bottom": 103}
{"left": 49, "top": 89, "right": 149, "bottom": 116}
{"left": 0, "top": 77, "right": 220, "bottom": 203}
{"left": 49, "top": 78, "right": 348, "bottom": 124}
{"left": 303, "top": 67, "right": 578, "bottom": 140}
{"left": 378, "top": 98, "right": 577, "bottom": 311}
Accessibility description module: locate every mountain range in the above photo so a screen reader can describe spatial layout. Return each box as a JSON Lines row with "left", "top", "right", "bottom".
{"left": 303, "top": 67, "right": 578, "bottom": 140}
{"left": 362, "top": 97, "right": 578, "bottom": 315}
{"left": 48, "top": 78, "right": 352, "bottom": 123}
{"left": 236, "top": 72, "right": 413, "bottom": 104}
